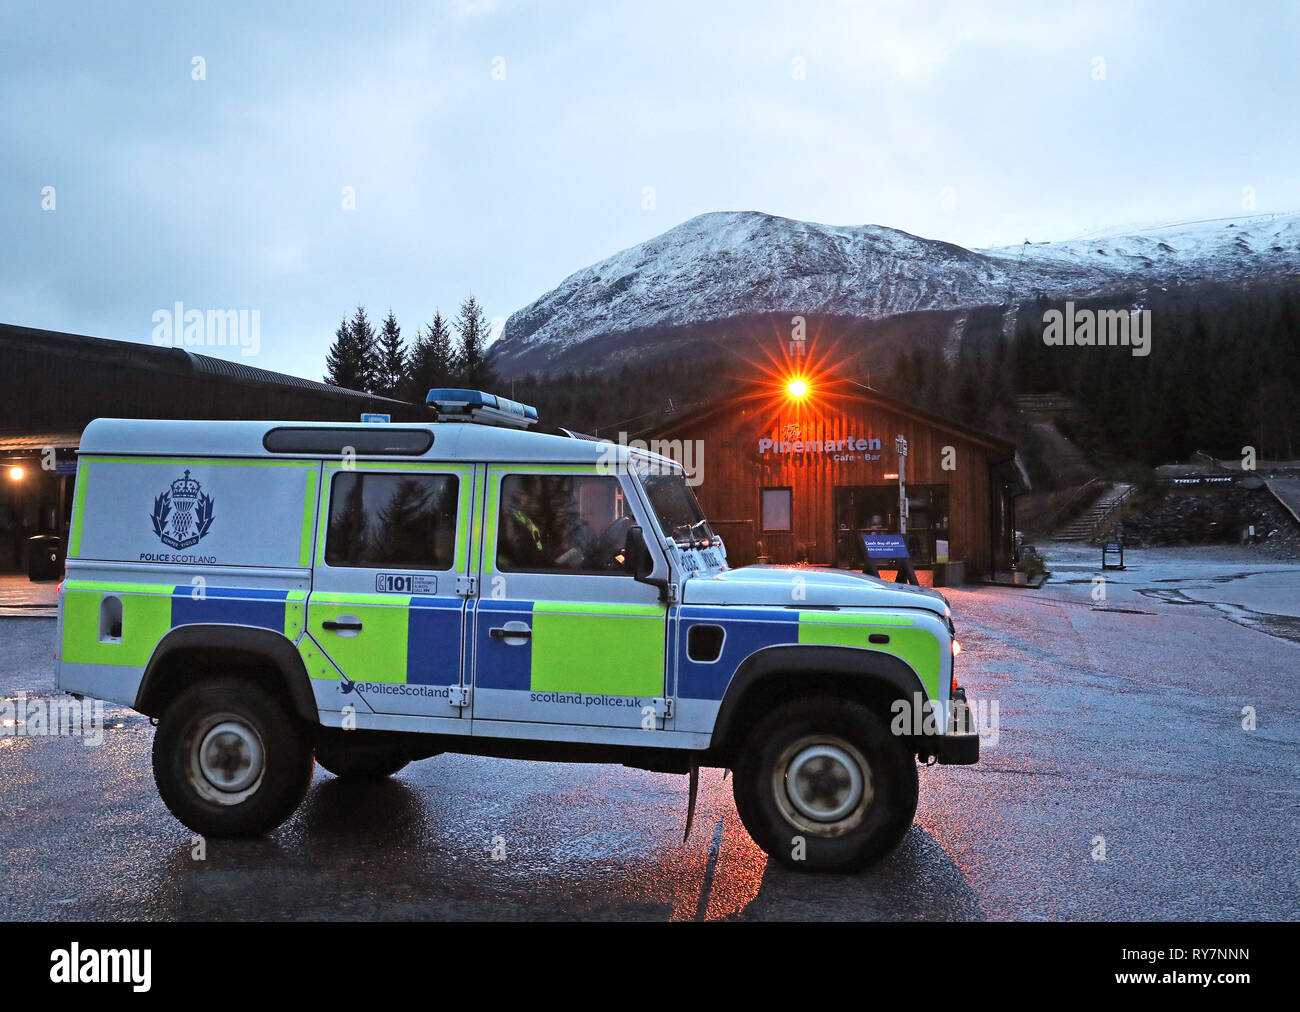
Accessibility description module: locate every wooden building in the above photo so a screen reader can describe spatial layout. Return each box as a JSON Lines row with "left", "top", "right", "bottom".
{"left": 642, "top": 378, "right": 1026, "bottom": 579}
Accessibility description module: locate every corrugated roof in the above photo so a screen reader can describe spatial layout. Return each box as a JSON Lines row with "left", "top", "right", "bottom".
{"left": 0, "top": 430, "right": 83, "bottom": 451}
{"left": 0, "top": 323, "right": 412, "bottom": 407}
{"left": 182, "top": 349, "right": 408, "bottom": 403}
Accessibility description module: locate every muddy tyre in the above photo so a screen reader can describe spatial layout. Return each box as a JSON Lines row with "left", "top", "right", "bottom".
{"left": 152, "top": 678, "right": 315, "bottom": 837}
{"left": 732, "top": 696, "right": 918, "bottom": 871}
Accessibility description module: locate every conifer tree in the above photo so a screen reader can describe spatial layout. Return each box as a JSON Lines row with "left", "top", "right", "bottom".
{"left": 376, "top": 310, "right": 406, "bottom": 398}
{"left": 325, "top": 314, "right": 368, "bottom": 390}
{"left": 349, "top": 305, "right": 380, "bottom": 393}
{"left": 406, "top": 311, "right": 459, "bottom": 401}
{"left": 454, "top": 295, "right": 498, "bottom": 389}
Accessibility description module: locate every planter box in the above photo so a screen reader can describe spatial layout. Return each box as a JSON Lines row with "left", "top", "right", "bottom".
{"left": 932, "top": 560, "right": 966, "bottom": 587}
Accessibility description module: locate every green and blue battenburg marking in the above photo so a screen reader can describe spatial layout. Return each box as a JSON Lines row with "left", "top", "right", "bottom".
{"left": 672, "top": 606, "right": 938, "bottom": 702}
{"left": 61, "top": 582, "right": 463, "bottom": 689}
{"left": 61, "top": 582, "right": 307, "bottom": 667}
{"left": 304, "top": 593, "right": 464, "bottom": 685}
{"left": 61, "top": 584, "right": 940, "bottom": 704}
{"left": 475, "top": 600, "right": 666, "bottom": 696}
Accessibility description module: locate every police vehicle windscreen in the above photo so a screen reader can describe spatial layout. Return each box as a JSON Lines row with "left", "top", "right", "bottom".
{"left": 642, "top": 472, "right": 713, "bottom": 545}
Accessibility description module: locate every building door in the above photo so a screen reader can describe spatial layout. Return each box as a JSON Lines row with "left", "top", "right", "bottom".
{"left": 904, "top": 486, "right": 949, "bottom": 565}
{"left": 834, "top": 485, "right": 897, "bottom": 567}
{"left": 471, "top": 466, "right": 668, "bottom": 730}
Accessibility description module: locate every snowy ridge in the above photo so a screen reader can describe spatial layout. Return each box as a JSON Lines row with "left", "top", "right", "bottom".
{"left": 983, "top": 212, "right": 1300, "bottom": 278}
{"left": 497, "top": 210, "right": 1300, "bottom": 369}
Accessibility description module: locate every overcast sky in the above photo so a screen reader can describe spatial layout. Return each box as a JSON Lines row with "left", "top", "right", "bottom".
{"left": 4, "top": 0, "right": 1298, "bottom": 380}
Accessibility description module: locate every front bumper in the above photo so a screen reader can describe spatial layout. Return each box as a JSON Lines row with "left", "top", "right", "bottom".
{"left": 923, "top": 683, "right": 980, "bottom": 764}
{"left": 926, "top": 731, "right": 980, "bottom": 765}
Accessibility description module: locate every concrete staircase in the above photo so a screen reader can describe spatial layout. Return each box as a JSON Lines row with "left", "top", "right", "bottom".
{"left": 1056, "top": 482, "right": 1135, "bottom": 541}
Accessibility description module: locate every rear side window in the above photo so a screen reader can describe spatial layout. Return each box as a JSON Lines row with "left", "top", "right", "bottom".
{"left": 496, "top": 473, "right": 633, "bottom": 575}
{"left": 264, "top": 427, "right": 433, "bottom": 456}
{"left": 325, "top": 472, "right": 458, "bottom": 570}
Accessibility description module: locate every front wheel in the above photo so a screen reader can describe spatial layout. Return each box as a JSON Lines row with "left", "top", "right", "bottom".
{"left": 152, "top": 677, "right": 315, "bottom": 837}
{"left": 732, "top": 696, "right": 918, "bottom": 871}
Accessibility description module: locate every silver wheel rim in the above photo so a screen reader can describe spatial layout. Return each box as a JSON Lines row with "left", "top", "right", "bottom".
{"left": 188, "top": 715, "right": 265, "bottom": 805}
{"left": 773, "top": 736, "right": 873, "bottom": 837}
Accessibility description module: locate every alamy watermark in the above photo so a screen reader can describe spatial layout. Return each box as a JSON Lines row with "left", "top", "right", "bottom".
{"left": 1043, "top": 301, "right": 1151, "bottom": 357}
{"left": 1, "top": 691, "right": 105, "bottom": 746}
{"left": 890, "top": 691, "right": 1000, "bottom": 748}
{"left": 598, "top": 432, "right": 705, "bottom": 485}
{"left": 50, "top": 944, "right": 151, "bottom": 991}
{"left": 151, "top": 302, "right": 260, "bottom": 357}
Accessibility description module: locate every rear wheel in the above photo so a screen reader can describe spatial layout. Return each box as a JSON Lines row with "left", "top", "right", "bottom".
{"left": 732, "top": 696, "right": 918, "bottom": 871}
{"left": 152, "top": 677, "right": 314, "bottom": 837}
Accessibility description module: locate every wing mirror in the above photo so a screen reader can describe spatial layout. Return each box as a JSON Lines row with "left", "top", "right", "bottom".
{"left": 625, "top": 525, "right": 669, "bottom": 599}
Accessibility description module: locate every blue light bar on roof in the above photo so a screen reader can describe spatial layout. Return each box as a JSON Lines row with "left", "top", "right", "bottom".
{"left": 426, "top": 389, "right": 539, "bottom": 429}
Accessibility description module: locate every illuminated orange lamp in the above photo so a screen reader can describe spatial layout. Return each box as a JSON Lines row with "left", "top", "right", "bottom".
{"left": 7, "top": 466, "right": 23, "bottom": 481}
{"left": 786, "top": 378, "right": 809, "bottom": 399}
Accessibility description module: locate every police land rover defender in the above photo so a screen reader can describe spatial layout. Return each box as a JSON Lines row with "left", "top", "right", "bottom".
{"left": 56, "top": 390, "right": 977, "bottom": 871}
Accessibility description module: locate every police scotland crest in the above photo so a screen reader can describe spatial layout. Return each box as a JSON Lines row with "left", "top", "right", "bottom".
{"left": 150, "top": 470, "right": 215, "bottom": 549}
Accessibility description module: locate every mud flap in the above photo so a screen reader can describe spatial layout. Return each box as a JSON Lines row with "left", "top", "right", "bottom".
{"left": 683, "top": 756, "right": 699, "bottom": 842}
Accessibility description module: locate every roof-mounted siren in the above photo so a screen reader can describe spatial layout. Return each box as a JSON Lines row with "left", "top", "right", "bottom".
{"left": 426, "top": 389, "right": 539, "bottom": 429}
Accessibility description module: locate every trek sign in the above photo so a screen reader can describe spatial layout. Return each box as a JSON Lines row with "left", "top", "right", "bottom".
{"left": 758, "top": 425, "right": 883, "bottom": 462}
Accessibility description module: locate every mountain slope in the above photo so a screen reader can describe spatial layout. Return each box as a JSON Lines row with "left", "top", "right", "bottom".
{"left": 496, "top": 210, "right": 1300, "bottom": 377}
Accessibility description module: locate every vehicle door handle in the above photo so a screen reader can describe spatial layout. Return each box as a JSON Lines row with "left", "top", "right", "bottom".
{"left": 490, "top": 626, "right": 531, "bottom": 640}
{"left": 322, "top": 619, "right": 363, "bottom": 632}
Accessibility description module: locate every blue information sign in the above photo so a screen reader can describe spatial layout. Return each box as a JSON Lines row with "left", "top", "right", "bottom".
{"left": 360, "top": 413, "right": 391, "bottom": 424}
{"left": 860, "top": 533, "right": 910, "bottom": 559}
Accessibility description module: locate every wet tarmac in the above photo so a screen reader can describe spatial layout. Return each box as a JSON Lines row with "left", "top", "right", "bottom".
{"left": 2, "top": 542, "right": 1297, "bottom": 921}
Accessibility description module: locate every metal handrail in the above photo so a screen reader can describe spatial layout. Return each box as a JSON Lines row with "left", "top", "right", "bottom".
{"left": 1090, "top": 484, "right": 1136, "bottom": 541}
{"left": 1053, "top": 477, "right": 1104, "bottom": 531}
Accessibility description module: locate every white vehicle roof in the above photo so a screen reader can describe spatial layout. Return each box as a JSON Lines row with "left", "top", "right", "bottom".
{"left": 77, "top": 417, "right": 683, "bottom": 471}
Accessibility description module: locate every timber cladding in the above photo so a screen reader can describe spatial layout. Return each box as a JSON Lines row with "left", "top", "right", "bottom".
{"left": 643, "top": 380, "right": 1016, "bottom": 576}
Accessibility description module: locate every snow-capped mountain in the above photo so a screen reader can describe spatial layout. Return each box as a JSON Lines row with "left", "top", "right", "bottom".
{"left": 496, "top": 210, "right": 1300, "bottom": 375}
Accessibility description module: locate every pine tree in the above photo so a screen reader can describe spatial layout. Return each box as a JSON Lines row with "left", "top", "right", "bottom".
{"left": 349, "top": 305, "right": 380, "bottom": 393}
{"left": 406, "top": 311, "right": 459, "bottom": 401}
{"left": 454, "top": 295, "right": 498, "bottom": 389}
{"left": 375, "top": 310, "right": 406, "bottom": 398}
{"left": 324, "top": 314, "right": 367, "bottom": 390}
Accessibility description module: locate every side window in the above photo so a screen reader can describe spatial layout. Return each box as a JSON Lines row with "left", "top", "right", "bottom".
{"left": 325, "top": 472, "right": 459, "bottom": 570}
{"left": 497, "top": 473, "right": 634, "bottom": 575}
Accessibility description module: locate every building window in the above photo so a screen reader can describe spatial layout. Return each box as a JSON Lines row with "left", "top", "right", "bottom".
{"left": 761, "top": 487, "right": 792, "bottom": 532}
{"left": 832, "top": 483, "right": 950, "bottom": 567}
{"left": 325, "top": 472, "right": 459, "bottom": 570}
